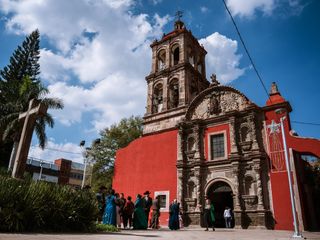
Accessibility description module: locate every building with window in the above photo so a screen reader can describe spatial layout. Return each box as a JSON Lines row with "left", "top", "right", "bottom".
{"left": 112, "top": 19, "right": 320, "bottom": 231}
{"left": 26, "top": 158, "right": 88, "bottom": 189}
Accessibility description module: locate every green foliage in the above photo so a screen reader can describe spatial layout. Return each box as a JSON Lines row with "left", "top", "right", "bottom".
{"left": 96, "top": 224, "right": 119, "bottom": 232}
{"left": 88, "top": 116, "right": 143, "bottom": 192}
{"left": 0, "top": 29, "right": 63, "bottom": 166}
{"left": 0, "top": 176, "right": 98, "bottom": 232}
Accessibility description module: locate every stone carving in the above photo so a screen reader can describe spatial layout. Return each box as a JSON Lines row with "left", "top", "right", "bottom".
{"left": 210, "top": 73, "right": 220, "bottom": 86}
{"left": 208, "top": 92, "right": 221, "bottom": 115}
{"left": 191, "top": 90, "right": 249, "bottom": 120}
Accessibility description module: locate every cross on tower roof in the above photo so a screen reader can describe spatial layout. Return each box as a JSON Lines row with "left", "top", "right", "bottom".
{"left": 175, "top": 10, "right": 183, "bottom": 21}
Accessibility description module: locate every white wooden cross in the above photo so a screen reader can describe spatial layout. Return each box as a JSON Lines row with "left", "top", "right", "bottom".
{"left": 12, "top": 99, "right": 48, "bottom": 179}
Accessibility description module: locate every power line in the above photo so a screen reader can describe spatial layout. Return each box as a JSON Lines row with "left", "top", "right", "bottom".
{"left": 291, "top": 121, "right": 320, "bottom": 126}
{"left": 30, "top": 145, "right": 82, "bottom": 155}
{"left": 222, "top": 0, "right": 271, "bottom": 101}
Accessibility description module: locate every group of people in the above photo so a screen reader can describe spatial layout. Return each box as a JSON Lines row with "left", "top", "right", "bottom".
{"left": 96, "top": 187, "right": 181, "bottom": 230}
{"left": 96, "top": 187, "right": 232, "bottom": 230}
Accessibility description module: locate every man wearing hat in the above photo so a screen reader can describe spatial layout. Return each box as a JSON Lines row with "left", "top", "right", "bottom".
{"left": 142, "top": 190, "right": 153, "bottom": 225}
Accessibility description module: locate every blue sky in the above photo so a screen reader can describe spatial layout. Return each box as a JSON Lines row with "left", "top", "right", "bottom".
{"left": 0, "top": 0, "right": 319, "bottom": 162}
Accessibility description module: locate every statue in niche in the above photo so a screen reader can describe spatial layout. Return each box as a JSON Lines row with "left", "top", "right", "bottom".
{"left": 208, "top": 92, "right": 221, "bottom": 115}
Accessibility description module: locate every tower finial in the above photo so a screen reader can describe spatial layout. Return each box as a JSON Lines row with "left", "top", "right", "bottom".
{"left": 175, "top": 10, "right": 183, "bottom": 21}
{"left": 270, "top": 82, "right": 279, "bottom": 95}
{"left": 174, "top": 10, "right": 185, "bottom": 30}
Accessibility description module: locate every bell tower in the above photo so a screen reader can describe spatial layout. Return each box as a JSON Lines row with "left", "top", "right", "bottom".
{"left": 143, "top": 16, "right": 210, "bottom": 134}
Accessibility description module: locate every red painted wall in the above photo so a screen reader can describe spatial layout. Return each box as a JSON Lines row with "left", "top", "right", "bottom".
{"left": 113, "top": 130, "right": 178, "bottom": 226}
{"left": 204, "top": 124, "right": 230, "bottom": 160}
{"left": 265, "top": 103, "right": 320, "bottom": 230}
{"left": 265, "top": 109, "right": 295, "bottom": 230}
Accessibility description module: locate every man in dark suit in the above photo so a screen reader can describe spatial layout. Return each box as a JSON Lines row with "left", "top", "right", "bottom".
{"left": 142, "top": 190, "right": 153, "bottom": 226}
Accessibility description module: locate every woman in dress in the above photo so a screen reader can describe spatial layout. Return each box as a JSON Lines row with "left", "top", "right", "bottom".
{"left": 168, "top": 199, "right": 180, "bottom": 230}
{"left": 102, "top": 189, "right": 117, "bottom": 226}
{"left": 133, "top": 194, "right": 148, "bottom": 229}
{"left": 203, "top": 196, "right": 215, "bottom": 231}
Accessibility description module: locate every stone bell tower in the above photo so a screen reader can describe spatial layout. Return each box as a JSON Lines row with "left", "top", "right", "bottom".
{"left": 143, "top": 17, "right": 210, "bottom": 134}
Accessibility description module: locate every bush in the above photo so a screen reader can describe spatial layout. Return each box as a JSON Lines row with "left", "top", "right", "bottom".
{"left": 96, "top": 224, "right": 119, "bottom": 232}
{"left": 0, "top": 176, "right": 98, "bottom": 232}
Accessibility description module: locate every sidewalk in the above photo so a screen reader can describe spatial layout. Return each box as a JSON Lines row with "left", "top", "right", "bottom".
{"left": 0, "top": 228, "right": 319, "bottom": 240}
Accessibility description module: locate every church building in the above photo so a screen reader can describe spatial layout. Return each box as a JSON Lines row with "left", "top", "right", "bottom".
{"left": 112, "top": 19, "right": 320, "bottom": 230}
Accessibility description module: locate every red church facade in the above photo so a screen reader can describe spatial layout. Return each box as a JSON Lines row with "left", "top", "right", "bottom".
{"left": 113, "top": 20, "right": 320, "bottom": 230}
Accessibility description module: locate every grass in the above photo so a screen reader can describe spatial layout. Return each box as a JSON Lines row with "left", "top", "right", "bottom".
{"left": 96, "top": 224, "right": 120, "bottom": 232}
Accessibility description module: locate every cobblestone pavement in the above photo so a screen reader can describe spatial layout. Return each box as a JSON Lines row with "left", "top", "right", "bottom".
{"left": 0, "top": 228, "right": 319, "bottom": 240}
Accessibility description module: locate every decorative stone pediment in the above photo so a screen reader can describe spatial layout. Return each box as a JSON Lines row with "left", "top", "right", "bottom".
{"left": 186, "top": 86, "right": 254, "bottom": 120}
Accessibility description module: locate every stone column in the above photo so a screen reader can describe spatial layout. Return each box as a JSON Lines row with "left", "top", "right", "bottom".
{"left": 165, "top": 46, "right": 170, "bottom": 68}
{"left": 193, "top": 124, "right": 201, "bottom": 160}
{"left": 229, "top": 116, "right": 238, "bottom": 154}
{"left": 177, "top": 169, "right": 184, "bottom": 207}
{"left": 194, "top": 167, "right": 202, "bottom": 210}
{"left": 162, "top": 77, "right": 168, "bottom": 111}
{"left": 253, "top": 160, "right": 265, "bottom": 210}
{"left": 146, "top": 81, "right": 153, "bottom": 115}
{"left": 232, "top": 162, "right": 241, "bottom": 211}
{"left": 177, "top": 126, "right": 184, "bottom": 162}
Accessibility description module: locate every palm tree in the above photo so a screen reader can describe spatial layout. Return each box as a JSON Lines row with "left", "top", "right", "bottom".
{"left": 0, "top": 76, "right": 63, "bottom": 170}
{"left": 0, "top": 30, "right": 64, "bottom": 169}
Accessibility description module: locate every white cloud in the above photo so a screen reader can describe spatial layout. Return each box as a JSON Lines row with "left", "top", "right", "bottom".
{"left": 226, "top": 0, "right": 305, "bottom": 18}
{"left": 150, "top": 0, "right": 163, "bottom": 5}
{"left": 29, "top": 140, "right": 83, "bottom": 163}
{"left": 0, "top": 0, "right": 246, "bottom": 135}
{"left": 0, "top": 0, "right": 169, "bottom": 131}
{"left": 200, "top": 6, "right": 209, "bottom": 13}
{"left": 199, "top": 32, "right": 245, "bottom": 84}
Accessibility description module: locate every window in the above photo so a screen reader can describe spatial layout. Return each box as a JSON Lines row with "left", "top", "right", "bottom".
{"left": 157, "top": 49, "right": 166, "bottom": 71}
{"left": 152, "top": 84, "right": 163, "bottom": 113}
{"left": 209, "top": 133, "right": 226, "bottom": 160}
{"left": 172, "top": 45, "right": 180, "bottom": 65}
{"left": 154, "top": 190, "right": 170, "bottom": 212}
{"left": 168, "top": 79, "right": 179, "bottom": 109}
{"left": 158, "top": 195, "right": 167, "bottom": 208}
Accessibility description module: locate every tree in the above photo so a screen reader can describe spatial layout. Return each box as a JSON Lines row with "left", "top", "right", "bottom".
{"left": 0, "top": 30, "right": 63, "bottom": 167}
{"left": 88, "top": 116, "right": 143, "bottom": 191}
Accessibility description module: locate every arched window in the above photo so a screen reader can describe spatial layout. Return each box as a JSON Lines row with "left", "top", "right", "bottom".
{"left": 157, "top": 49, "right": 166, "bottom": 71}
{"left": 168, "top": 79, "right": 179, "bottom": 109}
{"left": 172, "top": 45, "right": 180, "bottom": 66}
{"left": 244, "top": 176, "right": 256, "bottom": 195}
{"left": 187, "top": 48, "right": 195, "bottom": 67}
{"left": 152, "top": 84, "right": 163, "bottom": 113}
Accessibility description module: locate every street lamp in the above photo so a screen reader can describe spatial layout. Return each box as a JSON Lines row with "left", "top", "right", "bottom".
{"left": 80, "top": 140, "right": 87, "bottom": 189}
{"left": 275, "top": 108, "right": 303, "bottom": 239}
{"left": 38, "top": 159, "right": 44, "bottom": 181}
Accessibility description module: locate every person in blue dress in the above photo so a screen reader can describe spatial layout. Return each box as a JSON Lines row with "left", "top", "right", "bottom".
{"left": 102, "top": 189, "right": 117, "bottom": 226}
{"left": 169, "top": 199, "right": 180, "bottom": 230}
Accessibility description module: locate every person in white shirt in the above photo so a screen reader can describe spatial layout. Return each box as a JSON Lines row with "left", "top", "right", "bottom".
{"left": 223, "top": 206, "right": 232, "bottom": 228}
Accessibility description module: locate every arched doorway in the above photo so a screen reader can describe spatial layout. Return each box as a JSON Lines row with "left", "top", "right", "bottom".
{"left": 206, "top": 181, "right": 234, "bottom": 228}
